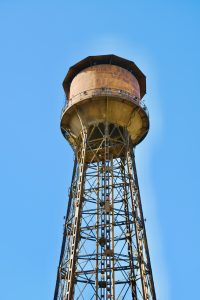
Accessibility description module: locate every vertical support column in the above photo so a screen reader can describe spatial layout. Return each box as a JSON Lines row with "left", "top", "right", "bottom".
{"left": 98, "top": 123, "right": 115, "bottom": 300}
{"left": 127, "top": 148, "right": 149, "bottom": 299}
{"left": 111, "top": 156, "right": 115, "bottom": 300}
{"left": 64, "top": 128, "right": 87, "bottom": 300}
{"left": 126, "top": 142, "right": 156, "bottom": 300}
{"left": 54, "top": 158, "right": 77, "bottom": 300}
{"left": 120, "top": 158, "right": 137, "bottom": 299}
{"left": 131, "top": 150, "right": 157, "bottom": 300}
{"left": 99, "top": 159, "right": 106, "bottom": 300}
{"left": 104, "top": 123, "right": 114, "bottom": 300}
{"left": 95, "top": 161, "right": 100, "bottom": 300}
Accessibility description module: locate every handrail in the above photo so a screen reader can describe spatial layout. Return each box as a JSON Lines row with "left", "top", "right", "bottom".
{"left": 61, "top": 87, "right": 149, "bottom": 117}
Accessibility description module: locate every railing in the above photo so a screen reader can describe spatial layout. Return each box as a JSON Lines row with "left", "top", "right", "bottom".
{"left": 61, "top": 87, "right": 149, "bottom": 117}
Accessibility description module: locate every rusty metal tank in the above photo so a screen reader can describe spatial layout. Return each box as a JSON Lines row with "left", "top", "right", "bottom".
{"left": 61, "top": 54, "right": 149, "bottom": 148}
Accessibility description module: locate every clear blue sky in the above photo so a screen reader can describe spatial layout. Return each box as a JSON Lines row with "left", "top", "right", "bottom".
{"left": 0, "top": 0, "right": 199, "bottom": 299}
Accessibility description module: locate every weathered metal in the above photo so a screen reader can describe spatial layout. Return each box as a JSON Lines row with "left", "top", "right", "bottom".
{"left": 54, "top": 55, "right": 156, "bottom": 300}
{"left": 61, "top": 55, "right": 149, "bottom": 151}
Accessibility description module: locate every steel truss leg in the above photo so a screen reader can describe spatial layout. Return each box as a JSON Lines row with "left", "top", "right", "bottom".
{"left": 120, "top": 158, "right": 137, "bottom": 299}
{"left": 126, "top": 141, "right": 156, "bottom": 300}
{"left": 54, "top": 157, "right": 77, "bottom": 300}
{"left": 64, "top": 128, "right": 87, "bottom": 300}
{"left": 131, "top": 151, "right": 156, "bottom": 300}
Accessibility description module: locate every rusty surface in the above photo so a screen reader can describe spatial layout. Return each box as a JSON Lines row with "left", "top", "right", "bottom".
{"left": 69, "top": 64, "right": 141, "bottom": 100}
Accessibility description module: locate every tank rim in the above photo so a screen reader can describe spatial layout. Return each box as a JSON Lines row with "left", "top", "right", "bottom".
{"left": 60, "top": 95, "right": 149, "bottom": 147}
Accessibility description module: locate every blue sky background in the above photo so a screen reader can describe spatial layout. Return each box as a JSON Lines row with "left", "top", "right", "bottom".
{"left": 0, "top": 0, "right": 200, "bottom": 299}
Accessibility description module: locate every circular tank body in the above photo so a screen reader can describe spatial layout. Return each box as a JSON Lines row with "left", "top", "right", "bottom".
{"left": 61, "top": 55, "right": 149, "bottom": 148}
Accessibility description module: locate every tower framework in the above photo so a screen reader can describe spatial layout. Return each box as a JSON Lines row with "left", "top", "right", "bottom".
{"left": 54, "top": 55, "right": 156, "bottom": 300}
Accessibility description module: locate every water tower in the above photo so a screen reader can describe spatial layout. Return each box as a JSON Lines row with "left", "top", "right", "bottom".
{"left": 54, "top": 55, "right": 156, "bottom": 300}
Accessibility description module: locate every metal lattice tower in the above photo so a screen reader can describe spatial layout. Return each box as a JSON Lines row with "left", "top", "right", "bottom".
{"left": 54, "top": 55, "right": 156, "bottom": 300}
